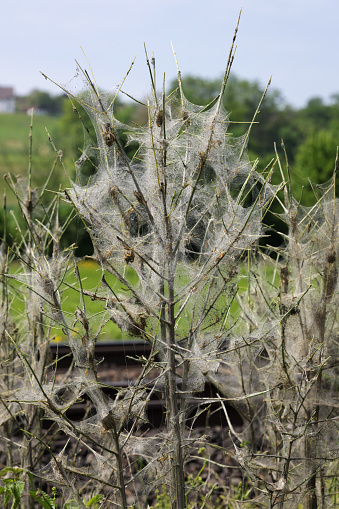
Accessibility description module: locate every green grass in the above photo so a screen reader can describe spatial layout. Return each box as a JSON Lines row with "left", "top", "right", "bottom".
{"left": 0, "top": 113, "right": 59, "bottom": 169}
{"left": 6, "top": 259, "right": 140, "bottom": 342}
{"left": 7, "top": 258, "right": 269, "bottom": 344}
{"left": 60, "top": 259, "right": 140, "bottom": 342}
{"left": 0, "top": 113, "right": 69, "bottom": 206}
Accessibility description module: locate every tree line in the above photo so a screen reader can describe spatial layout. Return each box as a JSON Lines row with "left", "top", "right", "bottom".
{"left": 17, "top": 76, "right": 339, "bottom": 204}
{"left": 5, "top": 76, "right": 337, "bottom": 254}
{"left": 50, "top": 75, "right": 339, "bottom": 202}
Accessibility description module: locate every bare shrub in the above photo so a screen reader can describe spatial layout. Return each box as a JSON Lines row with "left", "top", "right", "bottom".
{"left": 0, "top": 20, "right": 338, "bottom": 509}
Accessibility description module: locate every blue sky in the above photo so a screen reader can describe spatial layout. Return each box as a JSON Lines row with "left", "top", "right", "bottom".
{"left": 2, "top": 0, "right": 339, "bottom": 107}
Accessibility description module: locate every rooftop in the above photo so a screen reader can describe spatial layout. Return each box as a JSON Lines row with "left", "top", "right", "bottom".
{"left": 0, "top": 87, "right": 14, "bottom": 100}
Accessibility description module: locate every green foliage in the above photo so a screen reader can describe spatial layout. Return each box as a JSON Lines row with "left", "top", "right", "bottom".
{"left": 297, "top": 96, "right": 335, "bottom": 133}
{"left": 0, "top": 203, "right": 26, "bottom": 247}
{"left": 30, "top": 488, "right": 58, "bottom": 508}
{"left": 30, "top": 488, "right": 104, "bottom": 509}
{"left": 0, "top": 467, "right": 31, "bottom": 509}
{"left": 232, "top": 479, "right": 252, "bottom": 503}
{"left": 57, "top": 95, "right": 145, "bottom": 167}
{"left": 16, "top": 90, "right": 66, "bottom": 116}
{"left": 57, "top": 98, "right": 95, "bottom": 163}
{"left": 169, "top": 74, "right": 287, "bottom": 169}
{"left": 151, "top": 487, "right": 171, "bottom": 509}
{"left": 85, "top": 494, "right": 105, "bottom": 507}
{"left": 294, "top": 128, "right": 339, "bottom": 204}
{"left": 0, "top": 480, "right": 25, "bottom": 508}
{"left": 151, "top": 448, "right": 224, "bottom": 509}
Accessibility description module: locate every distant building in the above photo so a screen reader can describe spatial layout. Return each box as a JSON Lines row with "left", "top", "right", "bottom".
{"left": 0, "top": 87, "right": 15, "bottom": 113}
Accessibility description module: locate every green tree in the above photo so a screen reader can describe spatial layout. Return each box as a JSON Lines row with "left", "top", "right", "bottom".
{"left": 294, "top": 128, "right": 338, "bottom": 204}
{"left": 57, "top": 98, "right": 92, "bottom": 161}
{"left": 169, "top": 74, "right": 289, "bottom": 169}
{"left": 297, "top": 97, "right": 334, "bottom": 133}
{"left": 16, "top": 90, "right": 66, "bottom": 115}
{"left": 57, "top": 96, "right": 145, "bottom": 164}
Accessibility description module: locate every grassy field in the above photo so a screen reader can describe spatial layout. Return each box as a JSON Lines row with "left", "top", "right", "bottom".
{"left": 0, "top": 113, "right": 59, "bottom": 169}
{"left": 7, "top": 259, "right": 140, "bottom": 342}
{"left": 0, "top": 113, "right": 70, "bottom": 205}
{"left": 6, "top": 256, "right": 269, "bottom": 343}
